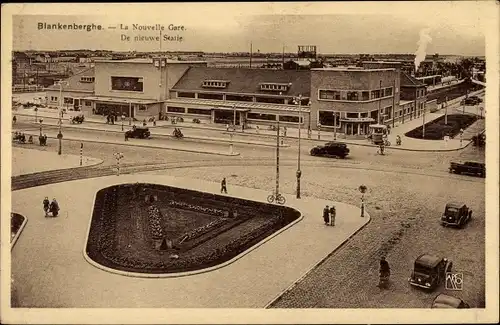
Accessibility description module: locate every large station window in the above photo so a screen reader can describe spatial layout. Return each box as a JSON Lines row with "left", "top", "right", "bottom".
{"left": 319, "top": 90, "right": 341, "bottom": 100}
{"left": 178, "top": 92, "right": 196, "bottom": 98}
{"left": 167, "top": 106, "right": 185, "bottom": 113}
{"left": 278, "top": 115, "right": 302, "bottom": 123}
{"left": 318, "top": 111, "right": 340, "bottom": 126}
{"left": 255, "top": 97, "right": 284, "bottom": 104}
{"left": 198, "top": 93, "right": 223, "bottom": 100}
{"left": 111, "top": 76, "right": 143, "bottom": 92}
{"left": 346, "top": 91, "right": 359, "bottom": 101}
{"left": 187, "top": 108, "right": 211, "bottom": 115}
{"left": 63, "top": 97, "right": 73, "bottom": 104}
{"left": 247, "top": 112, "right": 276, "bottom": 121}
{"left": 226, "top": 94, "right": 253, "bottom": 102}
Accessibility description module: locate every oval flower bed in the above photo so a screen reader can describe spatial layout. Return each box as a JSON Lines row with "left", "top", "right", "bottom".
{"left": 85, "top": 183, "right": 301, "bottom": 274}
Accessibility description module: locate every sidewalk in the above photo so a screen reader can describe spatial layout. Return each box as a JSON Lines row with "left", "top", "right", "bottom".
{"left": 16, "top": 128, "right": 240, "bottom": 157}
{"left": 12, "top": 147, "right": 102, "bottom": 176}
{"left": 11, "top": 173, "right": 370, "bottom": 308}
{"left": 14, "top": 87, "right": 485, "bottom": 152}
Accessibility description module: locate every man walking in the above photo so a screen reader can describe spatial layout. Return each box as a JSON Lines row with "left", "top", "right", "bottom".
{"left": 323, "top": 205, "right": 330, "bottom": 225}
{"left": 329, "top": 205, "right": 336, "bottom": 226}
{"left": 43, "top": 197, "right": 50, "bottom": 217}
{"left": 221, "top": 177, "right": 227, "bottom": 194}
{"left": 378, "top": 257, "right": 391, "bottom": 289}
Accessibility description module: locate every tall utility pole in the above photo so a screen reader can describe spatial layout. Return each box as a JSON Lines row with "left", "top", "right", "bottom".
{"left": 444, "top": 96, "right": 448, "bottom": 125}
{"left": 422, "top": 105, "right": 426, "bottom": 138}
{"left": 392, "top": 79, "right": 396, "bottom": 129}
{"left": 56, "top": 80, "right": 68, "bottom": 155}
{"left": 233, "top": 103, "right": 237, "bottom": 129}
{"left": 294, "top": 95, "right": 303, "bottom": 199}
{"left": 275, "top": 119, "right": 280, "bottom": 198}
{"left": 333, "top": 112, "right": 337, "bottom": 140}
{"left": 378, "top": 80, "right": 382, "bottom": 124}
{"left": 249, "top": 42, "right": 253, "bottom": 68}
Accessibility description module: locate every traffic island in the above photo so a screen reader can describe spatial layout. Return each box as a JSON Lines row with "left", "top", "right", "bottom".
{"left": 11, "top": 213, "right": 27, "bottom": 250}
{"left": 405, "top": 114, "right": 478, "bottom": 140}
{"left": 85, "top": 183, "right": 301, "bottom": 277}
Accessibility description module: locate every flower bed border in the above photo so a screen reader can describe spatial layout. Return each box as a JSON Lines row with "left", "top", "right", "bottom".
{"left": 405, "top": 114, "right": 478, "bottom": 140}
{"left": 85, "top": 183, "right": 301, "bottom": 275}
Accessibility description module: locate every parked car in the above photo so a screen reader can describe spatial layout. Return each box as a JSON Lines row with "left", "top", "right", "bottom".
{"left": 408, "top": 254, "right": 452, "bottom": 290}
{"left": 449, "top": 161, "right": 485, "bottom": 178}
{"left": 441, "top": 202, "right": 472, "bottom": 228}
{"left": 70, "top": 114, "right": 85, "bottom": 124}
{"left": 460, "top": 97, "right": 481, "bottom": 106}
{"left": 468, "top": 95, "right": 483, "bottom": 103}
{"left": 125, "top": 126, "right": 151, "bottom": 139}
{"left": 310, "top": 142, "right": 350, "bottom": 158}
{"left": 431, "top": 294, "right": 470, "bottom": 308}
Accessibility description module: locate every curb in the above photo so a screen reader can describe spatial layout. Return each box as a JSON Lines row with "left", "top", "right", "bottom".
{"left": 22, "top": 120, "right": 287, "bottom": 148}
{"left": 82, "top": 180, "right": 304, "bottom": 278}
{"left": 264, "top": 209, "right": 372, "bottom": 308}
{"left": 16, "top": 131, "right": 241, "bottom": 157}
{"left": 10, "top": 214, "right": 28, "bottom": 251}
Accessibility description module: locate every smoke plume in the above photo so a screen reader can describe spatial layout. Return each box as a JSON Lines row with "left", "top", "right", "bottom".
{"left": 414, "top": 28, "right": 432, "bottom": 72}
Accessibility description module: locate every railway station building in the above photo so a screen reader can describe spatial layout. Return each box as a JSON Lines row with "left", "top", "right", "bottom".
{"left": 46, "top": 57, "right": 425, "bottom": 138}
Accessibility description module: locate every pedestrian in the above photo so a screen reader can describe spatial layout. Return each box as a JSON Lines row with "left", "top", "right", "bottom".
{"left": 226, "top": 124, "right": 229, "bottom": 132}
{"left": 43, "top": 197, "right": 50, "bottom": 217}
{"left": 379, "top": 257, "right": 391, "bottom": 289}
{"left": 283, "top": 126, "right": 287, "bottom": 137}
{"left": 124, "top": 132, "right": 129, "bottom": 141}
{"left": 152, "top": 116, "right": 156, "bottom": 126}
{"left": 329, "top": 205, "right": 336, "bottom": 226}
{"left": 323, "top": 205, "right": 330, "bottom": 225}
{"left": 256, "top": 125, "right": 260, "bottom": 134}
{"left": 106, "top": 115, "right": 110, "bottom": 124}
{"left": 49, "top": 198, "right": 60, "bottom": 217}
{"left": 143, "top": 119, "right": 147, "bottom": 126}
{"left": 221, "top": 177, "right": 227, "bottom": 194}
{"left": 13, "top": 115, "right": 17, "bottom": 124}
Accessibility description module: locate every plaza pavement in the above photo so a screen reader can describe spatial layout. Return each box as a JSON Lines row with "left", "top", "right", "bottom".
{"left": 11, "top": 173, "right": 370, "bottom": 308}
{"left": 11, "top": 147, "right": 102, "bottom": 176}
{"left": 13, "top": 88, "right": 485, "bottom": 152}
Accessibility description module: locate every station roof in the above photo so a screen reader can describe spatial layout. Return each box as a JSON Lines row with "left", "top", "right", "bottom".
{"left": 400, "top": 71, "right": 426, "bottom": 87}
{"left": 45, "top": 68, "right": 95, "bottom": 92}
{"left": 172, "top": 67, "right": 311, "bottom": 97}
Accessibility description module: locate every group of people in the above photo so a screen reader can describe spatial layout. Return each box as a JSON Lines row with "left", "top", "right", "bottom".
{"left": 173, "top": 128, "right": 184, "bottom": 138}
{"left": 43, "top": 197, "right": 60, "bottom": 217}
{"left": 322, "top": 205, "right": 337, "bottom": 226}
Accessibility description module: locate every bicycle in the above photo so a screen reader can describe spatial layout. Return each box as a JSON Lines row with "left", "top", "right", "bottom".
{"left": 267, "top": 193, "right": 286, "bottom": 205}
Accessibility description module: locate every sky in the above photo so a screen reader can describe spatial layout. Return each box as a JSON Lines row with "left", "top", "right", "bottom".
{"left": 6, "top": 2, "right": 489, "bottom": 56}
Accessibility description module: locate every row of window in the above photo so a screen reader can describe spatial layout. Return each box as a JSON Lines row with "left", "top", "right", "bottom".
{"left": 202, "top": 80, "right": 229, "bottom": 89}
{"left": 318, "top": 87, "right": 393, "bottom": 102}
{"left": 176, "top": 91, "right": 309, "bottom": 105}
{"left": 260, "top": 83, "right": 290, "bottom": 92}
{"left": 80, "top": 76, "right": 95, "bottom": 83}
{"left": 166, "top": 107, "right": 303, "bottom": 123}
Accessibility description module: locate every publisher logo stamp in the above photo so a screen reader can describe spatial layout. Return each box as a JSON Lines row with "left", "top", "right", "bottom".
{"left": 445, "top": 272, "right": 463, "bottom": 290}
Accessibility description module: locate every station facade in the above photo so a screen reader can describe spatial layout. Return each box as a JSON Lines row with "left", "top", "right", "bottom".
{"left": 46, "top": 58, "right": 426, "bottom": 137}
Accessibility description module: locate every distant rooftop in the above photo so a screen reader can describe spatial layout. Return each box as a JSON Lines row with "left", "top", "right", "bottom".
{"left": 312, "top": 67, "right": 395, "bottom": 72}
{"left": 94, "top": 58, "right": 207, "bottom": 64}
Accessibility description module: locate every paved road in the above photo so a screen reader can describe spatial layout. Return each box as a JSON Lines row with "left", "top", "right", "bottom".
{"left": 11, "top": 125, "right": 486, "bottom": 308}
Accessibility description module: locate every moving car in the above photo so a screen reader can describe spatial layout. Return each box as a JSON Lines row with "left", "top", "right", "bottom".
{"left": 431, "top": 294, "right": 470, "bottom": 308}
{"left": 125, "top": 126, "right": 151, "bottom": 139}
{"left": 449, "top": 161, "right": 485, "bottom": 178}
{"left": 310, "top": 142, "right": 350, "bottom": 158}
{"left": 70, "top": 114, "right": 85, "bottom": 124}
{"left": 408, "top": 254, "right": 452, "bottom": 290}
{"left": 441, "top": 202, "right": 472, "bottom": 228}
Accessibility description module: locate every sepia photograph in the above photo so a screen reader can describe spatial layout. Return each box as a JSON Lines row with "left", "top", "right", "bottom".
{"left": 1, "top": 2, "right": 498, "bottom": 324}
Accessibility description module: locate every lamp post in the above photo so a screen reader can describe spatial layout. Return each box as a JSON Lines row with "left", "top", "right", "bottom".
{"left": 129, "top": 102, "right": 132, "bottom": 125}
{"left": 56, "top": 80, "right": 68, "bottom": 155}
{"left": 358, "top": 185, "right": 367, "bottom": 217}
{"left": 293, "top": 95, "right": 303, "bottom": 199}
{"left": 275, "top": 119, "right": 280, "bottom": 198}
{"left": 114, "top": 152, "right": 124, "bottom": 176}
{"left": 34, "top": 107, "right": 38, "bottom": 123}
{"left": 333, "top": 112, "right": 337, "bottom": 140}
{"left": 422, "top": 104, "right": 426, "bottom": 138}
{"left": 378, "top": 80, "right": 382, "bottom": 124}
{"left": 233, "top": 103, "right": 237, "bottom": 130}
{"left": 39, "top": 119, "right": 43, "bottom": 136}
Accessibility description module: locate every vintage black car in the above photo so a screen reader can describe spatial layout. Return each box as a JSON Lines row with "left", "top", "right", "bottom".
{"left": 125, "top": 126, "right": 151, "bottom": 139}
{"left": 431, "top": 294, "right": 470, "bottom": 309}
{"left": 310, "top": 142, "right": 350, "bottom": 158}
{"left": 441, "top": 202, "right": 472, "bottom": 228}
{"left": 70, "top": 114, "right": 85, "bottom": 124}
{"left": 408, "top": 254, "right": 452, "bottom": 290}
{"left": 449, "top": 161, "right": 485, "bottom": 178}
{"left": 460, "top": 97, "right": 481, "bottom": 106}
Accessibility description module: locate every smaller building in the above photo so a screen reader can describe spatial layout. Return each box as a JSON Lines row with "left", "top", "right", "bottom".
{"left": 45, "top": 68, "right": 95, "bottom": 111}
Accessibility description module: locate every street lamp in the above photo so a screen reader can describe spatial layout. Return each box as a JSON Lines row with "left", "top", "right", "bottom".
{"left": 422, "top": 104, "right": 426, "bottom": 139}
{"left": 34, "top": 107, "right": 38, "bottom": 123}
{"left": 39, "top": 119, "right": 43, "bottom": 136}
{"left": 114, "top": 152, "right": 124, "bottom": 176}
{"left": 358, "top": 185, "right": 368, "bottom": 217}
{"left": 56, "top": 80, "right": 68, "bottom": 155}
{"left": 293, "top": 95, "right": 303, "bottom": 199}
